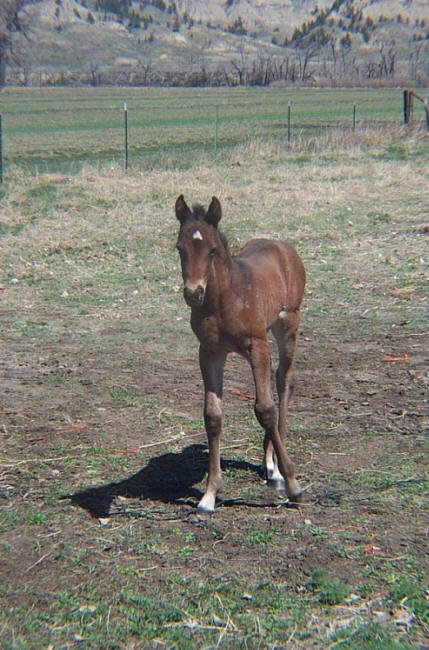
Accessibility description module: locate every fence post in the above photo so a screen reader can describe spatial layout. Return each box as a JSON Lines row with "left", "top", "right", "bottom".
{"left": 406, "top": 90, "right": 429, "bottom": 130}
{"left": 352, "top": 103, "right": 356, "bottom": 131}
{"left": 287, "top": 101, "right": 291, "bottom": 143}
{"left": 403, "top": 89, "right": 411, "bottom": 126}
{"left": 0, "top": 114, "right": 3, "bottom": 184}
{"left": 214, "top": 105, "right": 219, "bottom": 155}
{"left": 124, "top": 102, "right": 128, "bottom": 171}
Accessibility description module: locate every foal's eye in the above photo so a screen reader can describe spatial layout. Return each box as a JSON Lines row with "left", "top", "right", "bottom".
{"left": 209, "top": 247, "right": 217, "bottom": 258}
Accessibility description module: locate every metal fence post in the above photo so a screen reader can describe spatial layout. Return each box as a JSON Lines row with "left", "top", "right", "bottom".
{"left": 0, "top": 114, "right": 3, "bottom": 184}
{"left": 352, "top": 103, "right": 356, "bottom": 131}
{"left": 124, "top": 102, "right": 128, "bottom": 171}
{"left": 287, "top": 101, "right": 291, "bottom": 143}
{"left": 214, "top": 105, "right": 219, "bottom": 155}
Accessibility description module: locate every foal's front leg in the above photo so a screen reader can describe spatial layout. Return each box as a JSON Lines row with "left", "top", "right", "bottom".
{"left": 198, "top": 346, "right": 227, "bottom": 513}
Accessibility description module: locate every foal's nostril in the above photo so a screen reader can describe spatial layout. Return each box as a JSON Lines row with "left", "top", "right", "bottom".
{"left": 195, "top": 286, "right": 204, "bottom": 300}
{"left": 184, "top": 285, "right": 205, "bottom": 306}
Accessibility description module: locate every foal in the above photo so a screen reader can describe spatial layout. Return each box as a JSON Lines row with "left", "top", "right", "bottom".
{"left": 175, "top": 195, "right": 306, "bottom": 513}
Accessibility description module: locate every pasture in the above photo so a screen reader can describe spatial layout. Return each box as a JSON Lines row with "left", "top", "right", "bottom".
{"left": 0, "top": 89, "right": 428, "bottom": 648}
{"left": 0, "top": 86, "right": 412, "bottom": 174}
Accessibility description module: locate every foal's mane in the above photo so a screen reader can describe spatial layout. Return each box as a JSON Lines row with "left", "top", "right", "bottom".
{"left": 192, "top": 203, "right": 207, "bottom": 220}
{"left": 192, "top": 203, "right": 229, "bottom": 253}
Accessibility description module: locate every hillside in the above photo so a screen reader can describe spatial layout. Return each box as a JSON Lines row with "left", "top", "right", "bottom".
{"left": 8, "top": 0, "right": 429, "bottom": 86}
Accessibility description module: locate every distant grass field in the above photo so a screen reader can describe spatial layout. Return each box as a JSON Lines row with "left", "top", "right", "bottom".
{"left": 0, "top": 86, "right": 412, "bottom": 174}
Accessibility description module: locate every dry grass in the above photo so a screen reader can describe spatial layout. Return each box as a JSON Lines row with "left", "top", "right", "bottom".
{"left": 2, "top": 129, "right": 427, "bottom": 310}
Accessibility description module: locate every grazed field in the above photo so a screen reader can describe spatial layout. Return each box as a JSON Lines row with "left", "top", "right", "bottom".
{"left": 0, "top": 125, "right": 428, "bottom": 648}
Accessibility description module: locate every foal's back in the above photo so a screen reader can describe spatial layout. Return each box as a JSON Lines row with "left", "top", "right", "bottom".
{"left": 234, "top": 238, "right": 306, "bottom": 317}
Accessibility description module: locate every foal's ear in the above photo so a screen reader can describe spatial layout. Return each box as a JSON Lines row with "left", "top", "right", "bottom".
{"left": 205, "top": 196, "right": 222, "bottom": 228}
{"left": 175, "top": 195, "right": 192, "bottom": 224}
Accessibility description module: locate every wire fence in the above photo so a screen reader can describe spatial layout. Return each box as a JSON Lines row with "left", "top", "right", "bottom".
{"left": 0, "top": 87, "right": 427, "bottom": 180}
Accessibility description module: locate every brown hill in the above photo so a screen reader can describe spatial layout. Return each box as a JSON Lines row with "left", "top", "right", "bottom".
{"left": 8, "top": 0, "right": 429, "bottom": 86}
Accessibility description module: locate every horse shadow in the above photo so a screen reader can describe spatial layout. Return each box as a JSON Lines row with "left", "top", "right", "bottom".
{"left": 68, "top": 443, "right": 263, "bottom": 518}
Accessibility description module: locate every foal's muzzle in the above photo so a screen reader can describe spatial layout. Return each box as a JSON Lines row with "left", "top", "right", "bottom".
{"left": 184, "top": 285, "right": 205, "bottom": 307}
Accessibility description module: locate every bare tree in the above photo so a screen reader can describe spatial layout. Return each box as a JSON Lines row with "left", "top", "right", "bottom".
{"left": 230, "top": 40, "right": 250, "bottom": 85}
{"left": 407, "top": 43, "right": 429, "bottom": 83}
{"left": 0, "top": 0, "right": 30, "bottom": 88}
{"left": 89, "top": 62, "right": 101, "bottom": 87}
{"left": 219, "top": 64, "right": 236, "bottom": 87}
{"left": 138, "top": 60, "right": 153, "bottom": 85}
{"left": 298, "top": 45, "right": 318, "bottom": 82}
{"left": 378, "top": 42, "right": 396, "bottom": 78}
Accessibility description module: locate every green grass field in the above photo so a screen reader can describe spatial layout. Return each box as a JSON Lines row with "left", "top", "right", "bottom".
{"left": 0, "top": 86, "right": 412, "bottom": 173}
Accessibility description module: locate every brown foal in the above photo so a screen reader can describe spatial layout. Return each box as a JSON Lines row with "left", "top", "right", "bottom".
{"left": 175, "top": 195, "right": 306, "bottom": 513}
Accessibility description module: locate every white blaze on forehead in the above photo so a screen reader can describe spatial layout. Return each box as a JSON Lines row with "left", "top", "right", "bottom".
{"left": 192, "top": 229, "right": 203, "bottom": 240}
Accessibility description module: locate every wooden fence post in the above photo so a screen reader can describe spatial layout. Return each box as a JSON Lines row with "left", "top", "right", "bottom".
{"left": 404, "top": 89, "right": 429, "bottom": 129}
{"left": 403, "top": 89, "right": 410, "bottom": 125}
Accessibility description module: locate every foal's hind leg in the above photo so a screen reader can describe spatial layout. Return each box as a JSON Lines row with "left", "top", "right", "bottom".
{"left": 263, "top": 312, "right": 301, "bottom": 493}
{"left": 250, "top": 336, "right": 301, "bottom": 503}
{"left": 198, "top": 346, "right": 227, "bottom": 514}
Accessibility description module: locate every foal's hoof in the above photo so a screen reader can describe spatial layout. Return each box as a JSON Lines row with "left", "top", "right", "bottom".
{"left": 267, "top": 477, "right": 286, "bottom": 494}
{"left": 286, "top": 478, "right": 303, "bottom": 505}
{"left": 288, "top": 491, "right": 303, "bottom": 505}
{"left": 197, "top": 494, "right": 216, "bottom": 515}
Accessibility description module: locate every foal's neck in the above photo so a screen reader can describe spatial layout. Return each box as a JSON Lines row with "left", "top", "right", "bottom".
{"left": 207, "top": 236, "right": 233, "bottom": 299}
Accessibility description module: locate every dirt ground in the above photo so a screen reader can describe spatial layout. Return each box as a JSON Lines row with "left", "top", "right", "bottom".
{"left": 1, "top": 292, "right": 428, "bottom": 645}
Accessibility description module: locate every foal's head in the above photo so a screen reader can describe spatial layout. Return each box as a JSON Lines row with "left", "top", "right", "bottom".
{"left": 175, "top": 194, "right": 224, "bottom": 307}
